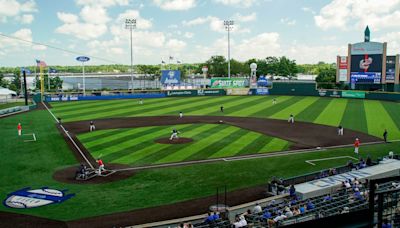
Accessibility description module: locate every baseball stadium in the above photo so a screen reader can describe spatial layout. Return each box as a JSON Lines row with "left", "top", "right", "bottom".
{"left": 2, "top": 1, "right": 400, "bottom": 228}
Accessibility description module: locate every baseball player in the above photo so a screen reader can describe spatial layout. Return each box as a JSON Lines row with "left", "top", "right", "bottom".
{"left": 179, "top": 111, "right": 183, "bottom": 118}
{"left": 338, "top": 125, "right": 344, "bottom": 136}
{"left": 220, "top": 105, "right": 224, "bottom": 112}
{"left": 272, "top": 98, "right": 277, "bottom": 105}
{"left": 17, "top": 123, "right": 22, "bottom": 136}
{"left": 139, "top": 98, "right": 143, "bottom": 105}
{"left": 90, "top": 121, "right": 96, "bottom": 132}
{"left": 170, "top": 129, "right": 180, "bottom": 140}
{"left": 354, "top": 138, "right": 360, "bottom": 155}
{"left": 383, "top": 129, "right": 388, "bottom": 143}
{"left": 96, "top": 159, "right": 105, "bottom": 174}
{"left": 288, "top": 114, "right": 294, "bottom": 124}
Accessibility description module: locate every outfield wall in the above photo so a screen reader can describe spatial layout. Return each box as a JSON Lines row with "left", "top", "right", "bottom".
{"left": 43, "top": 82, "right": 400, "bottom": 102}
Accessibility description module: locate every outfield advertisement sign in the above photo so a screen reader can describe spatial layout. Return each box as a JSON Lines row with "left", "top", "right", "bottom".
{"left": 210, "top": 78, "right": 247, "bottom": 88}
{"left": 386, "top": 56, "right": 396, "bottom": 81}
{"left": 318, "top": 90, "right": 341, "bottom": 98}
{"left": 226, "top": 88, "right": 250, "bottom": 95}
{"left": 341, "top": 91, "right": 365, "bottom": 99}
{"left": 249, "top": 88, "right": 269, "bottom": 95}
{"left": 160, "top": 70, "right": 181, "bottom": 85}
{"left": 338, "top": 56, "right": 348, "bottom": 82}
{"left": 166, "top": 89, "right": 226, "bottom": 97}
{"left": 350, "top": 72, "right": 381, "bottom": 84}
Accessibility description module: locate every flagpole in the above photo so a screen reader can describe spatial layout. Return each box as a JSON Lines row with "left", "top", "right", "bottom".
{"left": 48, "top": 68, "right": 50, "bottom": 91}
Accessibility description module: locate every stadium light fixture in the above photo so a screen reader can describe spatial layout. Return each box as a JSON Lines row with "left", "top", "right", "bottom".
{"left": 224, "top": 20, "right": 234, "bottom": 78}
{"left": 125, "top": 18, "right": 136, "bottom": 90}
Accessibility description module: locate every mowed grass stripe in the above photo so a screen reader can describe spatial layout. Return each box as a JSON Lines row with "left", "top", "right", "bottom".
{"left": 296, "top": 98, "right": 332, "bottom": 122}
{"left": 235, "top": 135, "right": 273, "bottom": 155}
{"left": 61, "top": 97, "right": 207, "bottom": 121}
{"left": 87, "top": 126, "right": 164, "bottom": 157}
{"left": 314, "top": 98, "right": 348, "bottom": 126}
{"left": 204, "top": 96, "right": 267, "bottom": 116}
{"left": 260, "top": 138, "right": 290, "bottom": 152}
{"left": 251, "top": 96, "right": 304, "bottom": 117}
{"left": 115, "top": 124, "right": 217, "bottom": 165}
{"left": 51, "top": 99, "right": 136, "bottom": 113}
{"left": 208, "top": 131, "right": 262, "bottom": 158}
{"left": 103, "top": 124, "right": 202, "bottom": 163}
{"left": 381, "top": 101, "right": 400, "bottom": 139}
{"left": 184, "top": 127, "right": 247, "bottom": 161}
{"left": 270, "top": 96, "right": 319, "bottom": 120}
{"left": 364, "top": 100, "right": 399, "bottom": 140}
{"left": 158, "top": 96, "right": 241, "bottom": 116}
{"left": 233, "top": 96, "right": 291, "bottom": 116}
{"left": 154, "top": 124, "right": 234, "bottom": 164}
{"left": 340, "top": 99, "right": 368, "bottom": 134}
{"left": 78, "top": 129, "right": 120, "bottom": 143}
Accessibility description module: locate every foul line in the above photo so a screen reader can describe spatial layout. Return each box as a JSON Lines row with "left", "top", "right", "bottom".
{"left": 23, "top": 133, "right": 36, "bottom": 142}
{"left": 305, "top": 156, "right": 358, "bottom": 166}
{"left": 42, "top": 102, "right": 95, "bottom": 170}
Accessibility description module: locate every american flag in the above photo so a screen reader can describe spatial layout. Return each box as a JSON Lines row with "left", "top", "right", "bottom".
{"left": 161, "top": 60, "right": 165, "bottom": 64}
{"left": 169, "top": 56, "right": 174, "bottom": 60}
{"left": 177, "top": 60, "right": 181, "bottom": 64}
{"left": 36, "top": 59, "right": 47, "bottom": 67}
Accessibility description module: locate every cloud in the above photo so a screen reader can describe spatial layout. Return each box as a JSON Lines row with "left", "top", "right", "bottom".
{"left": 233, "top": 12, "right": 256, "bottom": 22}
{"left": 80, "top": 5, "right": 111, "bottom": 24}
{"left": 214, "top": 0, "right": 260, "bottom": 8}
{"left": 166, "top": 39, "right": 187, "bottom": 51}
{"left": 301, "top": 7, "right": 316, "bottom": 15}
{"left": 20, "top": 14, "right": 34, "bottom": 24}
{"left": 0, "top": 0, "right": 37, "bottom": 23}
{"left": 377, "top": 32, "right": 400, "bottom": 55}
{"left": 280, "top": 18, "right": 296, "bottom": 26}
{"left": 315, "top": 0, "right": 400, "bottom": 31}
{"left": 75, "top": 0, "right": 129, "bottom": 7}
{"left": 183, "top": 16, "right": 249, "bottom": 33}
{"left": 153, "top": 0, "right": 196, "bottom": 11}
{"left": 184, "top": 32, "right": 194, "bottom": 38}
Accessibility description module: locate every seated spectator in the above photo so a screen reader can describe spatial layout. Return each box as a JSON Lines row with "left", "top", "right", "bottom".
{"left": 293, "top": 207, "right": 300, "bottom": 216}
{"left": 347, "top": 160, "right": 354, "bottom": 169}
{"left": 184, "top": 223, "right": 193, "bottom": 228}
{"left": 262, "top": 210, "right": 272, "bottom": 220}
{"left": 253, "top": 203, "right": 262, "bottom": 214}
{"left": 306, "top": 200, "right": 315, "bottom": 210}
{"left": 204, "top": 212, "right": 214, "bottom": 223}
{"left": 273, "top": 212, "right": 287, "bottom": 223}
{"left": 285, "top": 207, "right": 293, "bottom": 218}
{"left": 233, "top": 215, "right": 247, "bottom": 228}
{"left": 289, "top": 185, "right": 296, "bottom": 197}
{"left": 323, "top": 194, "right": 332, "bottom": 201}
{"left": 345, "top": 180, "right": 351, "bottom": 188}
{"left": 299, "top": 205, "right": 306, "bottom": 214}
{"left": 212, "top": 212, "right": 219, "bottom": 220}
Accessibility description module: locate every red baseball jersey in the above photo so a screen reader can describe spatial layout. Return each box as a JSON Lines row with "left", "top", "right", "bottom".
{"left": 354, "top": 140, "right": 360, "bottom": 147}
{"left": 98, "top": 160, "right": 103, "bottom": 166}
{"left": 17, "top": 124, "right": 22, "bottom": 130}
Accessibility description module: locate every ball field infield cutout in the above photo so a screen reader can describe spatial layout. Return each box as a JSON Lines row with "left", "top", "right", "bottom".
{"left": 305, "top": 156, "right": 358, "bottom": 166}
{"left": 23, "top": 133, "right": 36, "bottom": 142}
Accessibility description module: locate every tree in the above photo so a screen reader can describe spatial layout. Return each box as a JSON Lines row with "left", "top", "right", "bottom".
{"left": 205, "top": 55, "right": 227, "bottom": 77}
{"left": 0, "top": 73, "right": 9, "bottom": 88}
{"left": 277, "top": 56, "right": 298, "bottom": 78}
{"left": 316, "top": 67, "right": 336, "bottom": 89}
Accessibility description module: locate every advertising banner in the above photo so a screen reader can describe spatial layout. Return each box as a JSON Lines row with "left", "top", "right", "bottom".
{"left": 166, "top": 90, "right": 196, "bottom": 97}
{"left": 342, "top": 91, "right": 365, "bottom": 99}
{"left": 257, "top": 76, "right": 269, "bottom": 87}
{"left": 350, "top": 72, "right": 381, "bottom": 84}
{"left": 318, "top": 90, "right": 341, "bottom": 98}
{"left": 197, "top": 89, "right": 226, "bottom": 96}
{"left": 339, "top": 56, "right": 348, "bottom": 82}
{"left": 160, "top": 70, "right": 181, "bottom": 85}
{"left": 210, "top": 78, "right": 247, "bottom": 88}
{"left": 226, "top": 88, "right": 250, "bottom": 95}
{"left": 350, "top": 42, "right": 384, "bottom": 55}
{"left": 386, "top": 56, "right": 396, "bottom": 81}
{"left": 350, "top": 54, "right": 382, "bottom": 84}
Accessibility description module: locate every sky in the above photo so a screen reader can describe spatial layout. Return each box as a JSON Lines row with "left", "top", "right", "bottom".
{"left": 1, "top": 0, "right": 400, "bottom": 67}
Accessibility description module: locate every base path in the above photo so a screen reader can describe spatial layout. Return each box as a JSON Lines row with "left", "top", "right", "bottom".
{"left": 63, "top": 115, "right": 381, "bottom": 149}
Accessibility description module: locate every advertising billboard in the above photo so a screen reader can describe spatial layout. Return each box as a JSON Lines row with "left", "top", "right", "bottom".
{"left": 350, "top": 42, "right": 384, "bottom": 55}
{"left": 339, "top": 56, "right": 348, "bottom": 82}
{"left": 342, "top": 91, "right": 365, "bottom": 99}
{"left": 160, "top": 70, "right": 181, "bottom": 85}
{"left": 350, "top": 54, "right": 382, "bottom": 84}
{"left": 386, "top": 56, "right": 396, "bottom": 82}
{"left": 210, "top": 78, "right": 247, "bottom": 88}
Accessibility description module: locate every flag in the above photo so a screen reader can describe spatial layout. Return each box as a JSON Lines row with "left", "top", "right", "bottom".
{"left": 161, "top": 60, "right": 165, "bottom": 64}
{"left": 169, "top": 56, "right": 174, "bottom": 60}
{"left": 177, "top": 60, "right": 181, "bottom": 64}
{"left": 36, "top": 59, "right": 47, "bottom": 67}
{"left": 49, "top": 68, "right": 58, "bottom": 73}
{"left": 20, "top": 68, "right": 31, "bottom": 74}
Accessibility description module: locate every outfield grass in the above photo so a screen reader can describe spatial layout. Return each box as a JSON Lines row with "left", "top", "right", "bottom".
{"left": 1, "top": 108, "right": 400, "bottom": 221}
{"left": 0, "top": 102, "right": 28, "bottom": 110}
{"left": 77, "top": 124, "right": 291, "bottom": 166}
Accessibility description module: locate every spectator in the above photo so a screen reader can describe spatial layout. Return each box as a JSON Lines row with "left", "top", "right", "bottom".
{"left": 253, "top": 203, "right": 262, "bottom": 214}
{"left": 345, "top": 181, "right": 351, "bottom": 188}
{"left": 299, "top": 205, "right": 306, "bottom": 214}
{"left": 289, "top": 185, "right": 296, "bottom": 197}
{"left": 285, "top": 207, "right": 293, "bottom": 218}
{"left": 233, "top": 215, "right": 247, "bottom": 228}
{"left": 204, "top": 212, "right": 214, "bottom": 223}
{"left": 306, "top": 200, "right": 315, "bottom": 210}
{"left": 348, "top": 160, "right": 355, "bottom": 170}
{"left": 273, "top": 212, "right": 287, "bottom": 223}
{"left": 212, "top": 212, "right": 219, "bottom": 220}
{"left": 366, "top": 156, "right": 372, "bottom": 166}
{"left": 293, "top": 207, "right": 300, "bottom": 216}
{"left": 262, "top": 210, "right": 272, "bottom": 220}
{"left": 341, "top": 206, "right": 350, "bottom": 214}
{"left": 323, "top": 194, "right": 332, "bottom": 201}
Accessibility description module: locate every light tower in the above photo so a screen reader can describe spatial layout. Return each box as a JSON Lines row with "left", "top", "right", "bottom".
{"left": 125, "top": 18, "right": 136, "bottom": 90}
{"left": 224, "top": 20, "right": 234, "bottom": 78}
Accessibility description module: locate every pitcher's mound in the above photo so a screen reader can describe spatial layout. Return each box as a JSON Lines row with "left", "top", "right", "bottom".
{"left": 155, "top": 137, "right": 193, "bottom": 144}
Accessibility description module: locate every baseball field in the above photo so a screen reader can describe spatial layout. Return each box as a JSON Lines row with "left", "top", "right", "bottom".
{"left": 1, "top": 95, "right": 399, "bottom": 226}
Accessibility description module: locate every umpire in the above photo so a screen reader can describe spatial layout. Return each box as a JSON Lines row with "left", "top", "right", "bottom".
{"left": 383, "top": 129, "right": 388, "bottom": 143}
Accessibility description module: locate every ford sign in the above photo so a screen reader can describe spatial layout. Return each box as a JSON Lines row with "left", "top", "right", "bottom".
{"left": 76, "top": 56, "right": 90, "bottom": 62}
